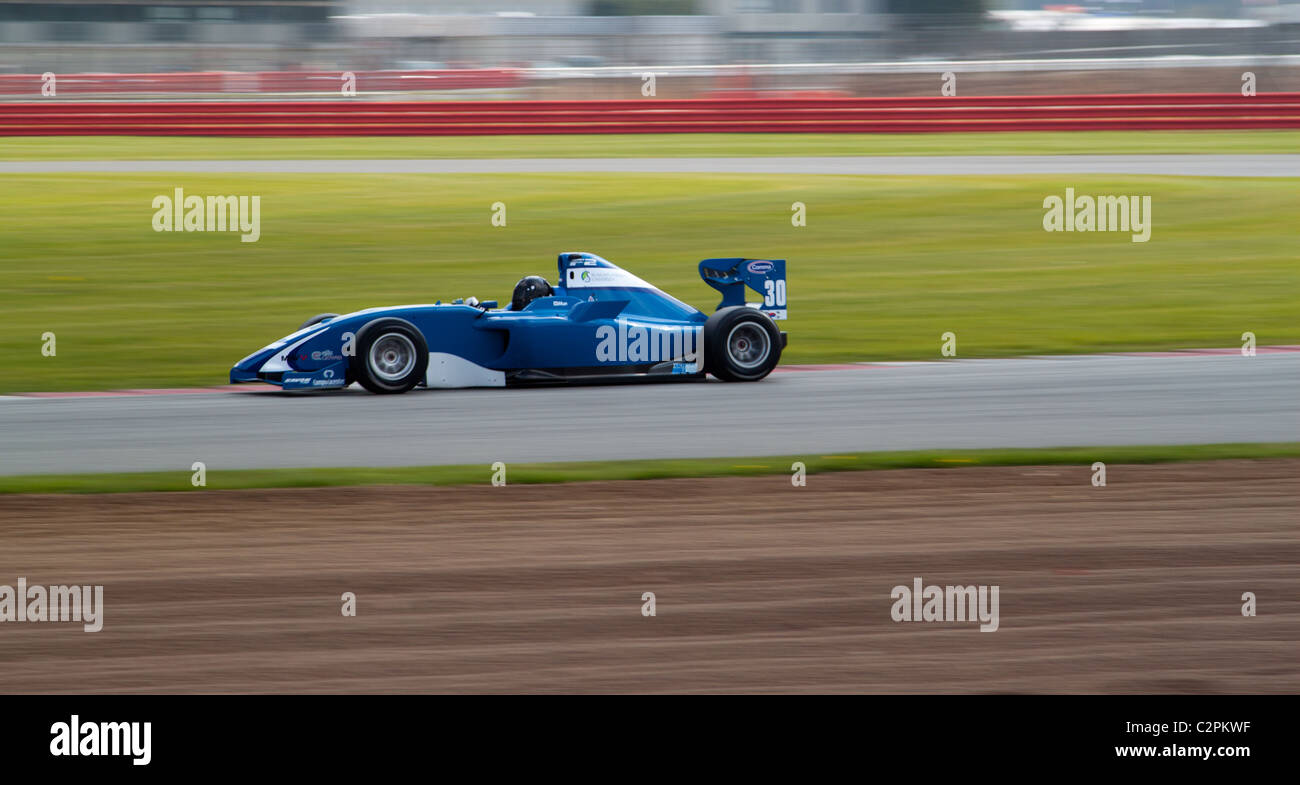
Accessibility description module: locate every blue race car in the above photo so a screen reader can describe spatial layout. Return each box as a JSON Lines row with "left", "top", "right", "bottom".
{"left": 230, "top": 252, "right": 788, "bottom": 393}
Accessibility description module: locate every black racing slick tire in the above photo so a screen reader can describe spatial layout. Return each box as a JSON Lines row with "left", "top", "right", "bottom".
{"left": 704, "top": 307, "right": 782, "bottom": 382}
{"left": 298, "top": 313, "right": 340, "bottom": 331}
{"left": 350, "top": 318, "right": 429, "bottom": 394}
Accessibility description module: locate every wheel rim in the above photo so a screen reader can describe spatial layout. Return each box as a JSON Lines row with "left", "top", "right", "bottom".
{"left": 368, "top": 333, "right": 417, "bottom": 382}
{"left": 726, "top": 322, "right": 771, "bottom": 370}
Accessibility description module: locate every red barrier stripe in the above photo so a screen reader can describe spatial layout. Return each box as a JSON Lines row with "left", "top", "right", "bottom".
{"left": 10, "top": 108, "right": 1300, "bottom": 126}
{"left": 8, "top": 98, "right": 1300, "bottom": 115}
{"left": 7, "top": 119, "right": 1299, "bottom": 136}
{"left": 9, "top": 93, "right": 1300, "bottom": 112}
{"left": 4, "top": 95, "right": 1300, "bottom": 135}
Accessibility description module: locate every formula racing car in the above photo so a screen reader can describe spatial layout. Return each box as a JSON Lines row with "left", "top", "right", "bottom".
{"left": 230, "top": 252, "right": 788, "bottom": 393}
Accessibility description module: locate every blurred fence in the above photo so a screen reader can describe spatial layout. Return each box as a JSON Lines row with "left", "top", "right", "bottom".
{"left": 4, "top": 94, "right": 1299, "bottom": 136}
{"left": 4, "top": 57, "right": 1300, "bottom": 102}
{"left": 0, "top": 69, "right": 524, "bottom": 98}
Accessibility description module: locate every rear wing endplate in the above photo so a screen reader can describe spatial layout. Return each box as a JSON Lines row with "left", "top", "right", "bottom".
{"left": 698, "top": 258, "right": 787, "bottom": 320}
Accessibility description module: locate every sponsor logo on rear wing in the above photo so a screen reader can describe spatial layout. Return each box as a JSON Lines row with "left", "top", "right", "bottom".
{"left": 699, "top": 257, "right": 787, "bottom": 320}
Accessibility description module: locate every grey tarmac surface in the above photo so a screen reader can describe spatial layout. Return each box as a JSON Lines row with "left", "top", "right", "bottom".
{"left": 3, "top": 154, "right": 1300, "bottom": 176}
{"left": 1, "top": 352, "right": 1296, "bottom": 476}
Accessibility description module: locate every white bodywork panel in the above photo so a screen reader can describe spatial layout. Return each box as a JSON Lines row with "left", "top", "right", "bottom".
{"left": 258, "top": 328, "right": 328, "bottom": 374}
{"left": 425, "top": 352, "right": 506, "bottom": 389}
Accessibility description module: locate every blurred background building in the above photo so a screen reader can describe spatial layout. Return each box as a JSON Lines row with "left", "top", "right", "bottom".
{"left": 1, "top": 0, "right": 1297, "bottom": 94}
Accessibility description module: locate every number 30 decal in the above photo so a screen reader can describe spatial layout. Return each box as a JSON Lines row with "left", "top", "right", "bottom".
{"left": 763, "top": 279, "right": 787, "bottom": 307}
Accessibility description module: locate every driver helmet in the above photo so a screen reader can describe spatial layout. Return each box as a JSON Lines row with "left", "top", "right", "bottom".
{"left": 511, "top": 275, "right": 554, "bottom": 311}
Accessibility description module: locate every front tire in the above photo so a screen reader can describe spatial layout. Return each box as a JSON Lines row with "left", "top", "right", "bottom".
{"left": 704, "top": 307, "right": 782, "bottom": 382}
{"left": 350, "top": 318, "right": 429, "bottom": 394}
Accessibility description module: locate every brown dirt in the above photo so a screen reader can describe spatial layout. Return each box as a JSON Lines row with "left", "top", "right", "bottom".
{"left": 0, "top": 460, "right": 1296, "bottom": 694}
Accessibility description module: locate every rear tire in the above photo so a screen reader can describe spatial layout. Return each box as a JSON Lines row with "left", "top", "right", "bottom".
{"left": 350, "top": 318, "right": 429, "bottom": 394}
{"left": 299, "top": 313, "right": 340, "bottom": 331}
{"left": 704, "top": 307, "right": 782, "bottom": 382}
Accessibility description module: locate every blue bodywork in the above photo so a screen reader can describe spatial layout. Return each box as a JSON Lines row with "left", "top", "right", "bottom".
{"left": 230, "top": 252, "right": 787, "bottom": 390}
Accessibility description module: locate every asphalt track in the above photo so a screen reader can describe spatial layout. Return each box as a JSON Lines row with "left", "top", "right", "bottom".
{"left": 2, "top": 352, "right": 1296, "bottom": 476}
{"left": 3, "top": 154, "right": 1300, "bottom": 176}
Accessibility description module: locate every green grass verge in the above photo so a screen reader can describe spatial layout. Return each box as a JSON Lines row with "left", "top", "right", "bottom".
{"left": 3, "top": 172, "right": 1297, "bottom": 392}
{"left": 3, "top": 443, "right": 1296, "bottom": 494}
{"left": 3, "top": 130, "right": 1300, "bottom": 160}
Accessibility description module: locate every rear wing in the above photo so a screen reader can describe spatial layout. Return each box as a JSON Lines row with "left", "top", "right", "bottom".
{"left": 698, "top": 258, "right": 787, "bottom": 320}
